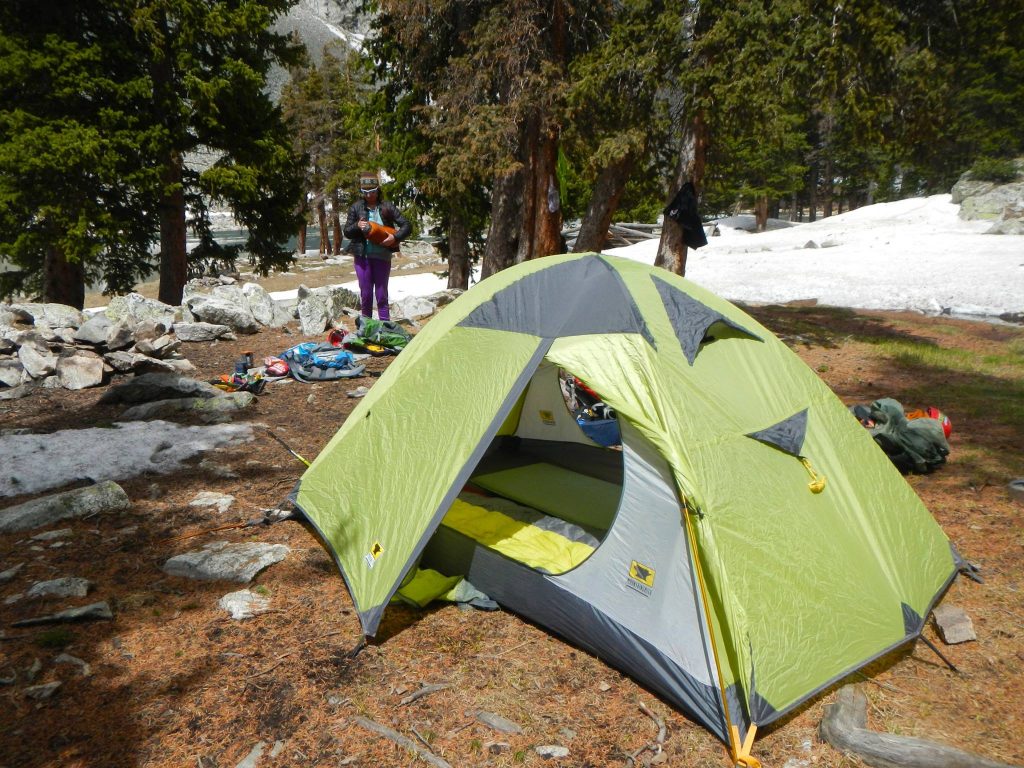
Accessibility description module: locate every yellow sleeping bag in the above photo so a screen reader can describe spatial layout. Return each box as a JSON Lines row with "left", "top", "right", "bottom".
{"left": 441, "top": 498, "right": 595, "bottom": 574}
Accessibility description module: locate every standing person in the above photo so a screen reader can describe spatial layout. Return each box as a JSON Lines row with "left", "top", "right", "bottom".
{"left": 344, "top": 171, "right": 411, "bottom": 321}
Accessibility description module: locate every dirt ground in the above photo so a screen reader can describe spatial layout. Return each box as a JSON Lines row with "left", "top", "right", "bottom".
{"left": 1, "top": 298, "right": 1022, "bottom": 768}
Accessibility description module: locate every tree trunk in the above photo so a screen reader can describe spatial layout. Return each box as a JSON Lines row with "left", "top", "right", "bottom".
{"left": 42, "top": 243, "right": 85, "bottom": 309}
{"left": 754, "top": 195, "right": 769, "bottom": 232}
{"left": 531, "top": 130, "right": 563, "bottom": 258}
{"left": 157, "top": 151, "right": 187, "bottom": 306}
{"left": 447, "top": 209, "right": 470, "bottom": 290}
{"left": 823, "top": 156, "right": 834, "bottom": 217}
{"left": 515, "top": 113, "right": 541, "bottom": 265}
{"left": 330, "top": 192, "right": 343, "bottom": 255}
{"left": 808, "top": 162, "right": 819, "bottom": 222}
{"left": 297, "top": 224, "right": 307, "bottom": 254}
{"left": 317, "top": 196, "right": 331, "bottom": 256}
{"left": 656, "top": 112, "right": 707, "bottom": 276}
{"left": 482, "top": 170, "right": 523, "bottom": 278}
{"left": 572, "top": 152, "right": 636, "bottom": 253}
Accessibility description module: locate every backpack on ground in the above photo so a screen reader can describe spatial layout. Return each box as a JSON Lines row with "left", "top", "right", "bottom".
{"left": 851, "top": 398, "right": 950, "bottom": 474}
{"left": 280, "top": 342, "right": 366, "bottom": 382}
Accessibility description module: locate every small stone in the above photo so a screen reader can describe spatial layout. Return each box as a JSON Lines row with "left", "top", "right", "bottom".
{"left": 933, "top": 604, "right": 976, "bottom": 644}
{"left": 219, "top": 589, "right": 271, "bottom": 620}
{"left": 0, "top": 562, "right": 25, "bottom": 585}
{"left": 11, "top": 601, "right": 113, "bottom": 627}
{"left": 54, "top": 653, "right": 92, "bottom": 677}
{"left": 25, "top": 681, "right": 62, "bottom": 700}
{"left": 163, "top": 541, "right": 290, "bottom": 583}
{"left": 189, "top": 491, "right": 236, "bottom": 514}
{"left": 26, "top": 577, "right": 92, "bottom": 599}
{"left": 535, "top": 745, "right": 569, "bottom": 759}
{"left": 235, "top": 741, "right": 266, "bottom": 768}
{"left": 475, "top": 711, "right": 523, "bottom": 734}
{"left": 598, "top": 681, "right": 611, "bottom": 692}
{"left": 29, "top": 528, "right": 73, "bottom": 542}
{"left": 486, "top": 741, "right": 511, "bottom": 755}
{"left": 199, "top": 459, "right": 239, "bottom": 479}
{"left": 347, "top": 386, "right": 369, "bottom": 398}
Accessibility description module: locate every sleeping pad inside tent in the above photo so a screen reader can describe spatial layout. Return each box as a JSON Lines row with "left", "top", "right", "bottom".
{"left": 290, "top": 253, "right": 961, "bottom": 758}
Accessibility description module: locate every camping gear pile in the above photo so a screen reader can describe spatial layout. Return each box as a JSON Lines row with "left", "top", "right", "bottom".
{"left": 291, "top": 253, "right": 961, "bottom": 764}
{"left": 565, "top": 375, "right": 621, "bottom": 447}
{"left": 850, "top": 398, "right": 951, "bottom": 474}
{"left": 334, "top": 317, "right": 412, "bottom": 356}
{"left": 278, "top": 342, "right": 365, "bottom": 382}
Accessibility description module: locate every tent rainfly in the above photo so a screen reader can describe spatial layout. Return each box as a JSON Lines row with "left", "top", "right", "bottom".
{"left": 291, "top": 253, "right": 960, "bottom": 764}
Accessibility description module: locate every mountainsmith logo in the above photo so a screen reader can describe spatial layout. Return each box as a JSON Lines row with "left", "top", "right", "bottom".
{"left": 626, "top": 560, "right": 655, "bottom": 597}
{"left": 364, "top": 541, "right": 383, "bottom": 569}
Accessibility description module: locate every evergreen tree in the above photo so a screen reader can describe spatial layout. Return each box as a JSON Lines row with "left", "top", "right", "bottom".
{"left": 564, "top": 0, "right": 682, "bottom": 253}
{"left": 132, "top": 0, "right": 305, "bottom": 305}
{"left": 894, "top": 0, "right": 1024, "bottom": 189}
{"left": 368, "top": 0, "right": 491, "bottom": 288}
{"left": 0, "top": 1, "right": 163, "bottom": 307}
{"left": 684, "top": 0, "right": 810, "bottom": 230}
{"left": 282, "top": 45, "right": 377, "bottom": 257}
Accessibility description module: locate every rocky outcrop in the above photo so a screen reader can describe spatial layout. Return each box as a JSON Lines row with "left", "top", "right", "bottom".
{"left": 951, "top": 159, "right": 1024, "bottom": 234}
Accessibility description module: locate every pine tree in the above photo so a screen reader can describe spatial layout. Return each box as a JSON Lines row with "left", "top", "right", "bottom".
{"left": 368, "top": 0, "right": 491, "bottom": 288}
{"left": 131, "top": 0, "right": 305, "bottom": 305}
{"left": 0, "top": 1, "right": 163, "bottom": 307}
{"left": 564, "top": 0, "right": 682, "bottom": 253}
{"left": 282, "top": 45, "right": 377, "bottom": 257}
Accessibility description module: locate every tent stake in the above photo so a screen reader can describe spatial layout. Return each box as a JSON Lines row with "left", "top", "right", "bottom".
{"left": 919, "top": 634, "right": 959, "bottom": 673}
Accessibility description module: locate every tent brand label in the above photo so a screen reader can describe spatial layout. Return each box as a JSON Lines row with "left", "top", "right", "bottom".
{"left": 626, "top": 560, "right": 655, "bottom": 597}
{"left": 539, "top": 409, "right": 556, "bottom": 426}
{"left": 364, "top": 541, "right": 383, "bottom": 569}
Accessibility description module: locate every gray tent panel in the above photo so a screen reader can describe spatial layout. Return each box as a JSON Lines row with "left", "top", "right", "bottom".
{"left": 902, "top": 602, "right": 924, "bottom": 635}
{"left": 746, "top": 409, "right": 809, "bottom": 457}
{"left": 459, "top": 256, "right": 655, "bottom": 346}
{"left": 435, "top": 543, "right": 731, "bottom": 743}
{"left": 651, "top": 275, "right": 761, "bottom": 364}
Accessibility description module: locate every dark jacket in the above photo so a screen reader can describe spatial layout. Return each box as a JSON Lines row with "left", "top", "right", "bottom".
{"left": 343, "top": 199, "right": 412, "bottom": 258}
{"left": 664, "top": 182, "right": 708, "bottom": 249}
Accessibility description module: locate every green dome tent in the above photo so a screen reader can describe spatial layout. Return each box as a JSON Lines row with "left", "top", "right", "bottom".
{"left": 292, "top": 253, "right": 958, "bottom": 760}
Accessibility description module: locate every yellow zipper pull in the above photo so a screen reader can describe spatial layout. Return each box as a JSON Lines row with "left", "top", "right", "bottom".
{"left": 799, "top": 457, "right": 827, "bottom": 494}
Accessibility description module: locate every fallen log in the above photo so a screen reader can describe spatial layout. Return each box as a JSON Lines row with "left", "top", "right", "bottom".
{"left": 820, "top": 685, "right": 1020, "bottom": 768}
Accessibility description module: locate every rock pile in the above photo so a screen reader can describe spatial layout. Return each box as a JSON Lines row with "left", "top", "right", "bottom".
{"left": 0, "top": 301, "right": 196, "bottom": 400}
{"left": 2, "top": 265, "right": 461, "bottom": 400}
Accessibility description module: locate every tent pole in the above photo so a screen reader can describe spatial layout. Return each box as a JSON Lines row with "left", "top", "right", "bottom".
{"left": 918, "top": 633, "right": 959, "bottom": 673}
{"left": 682, "top": 501, "right": 760, "bottom": 768}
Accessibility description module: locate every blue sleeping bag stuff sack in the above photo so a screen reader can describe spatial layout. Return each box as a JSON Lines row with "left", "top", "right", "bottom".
{"left": 280, "top": 342, "right": 366, "bottom": 382}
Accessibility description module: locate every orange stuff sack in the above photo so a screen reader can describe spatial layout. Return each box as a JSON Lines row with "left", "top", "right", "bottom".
{"left": 366, "top": 220, "right": 397, "bottom": 246}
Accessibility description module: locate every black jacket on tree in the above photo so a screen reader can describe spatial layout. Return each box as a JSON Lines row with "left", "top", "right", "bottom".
{"left": 663, "top": 182, "right": 708, "bottom": 249}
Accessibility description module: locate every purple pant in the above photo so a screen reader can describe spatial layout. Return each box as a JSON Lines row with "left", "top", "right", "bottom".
{"left": 353, "top": 255, "right": 391, "bottom": 320}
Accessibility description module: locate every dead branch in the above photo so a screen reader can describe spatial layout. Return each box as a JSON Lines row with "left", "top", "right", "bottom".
{"left": 352, "top": 716, "right": 453, "bottom": 768}
{"left": 400, "top": 683, "right": 451, "bottom": 706}
{"left": 475, "top": 640, "right": 532, "bottom": 659}
{"left": 820, "top": 685, "right": 1021, "bottom": 768}
{"left": 625, "top": 703, "right": 668, "bottom": 765}
{"left": 241, "top": 652, "right": 292, "bottom": 681}
{"left": 639, "top": 702, "right": 667, "bottom": 744}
